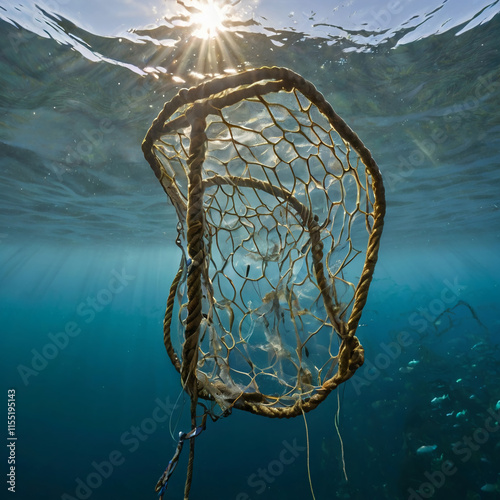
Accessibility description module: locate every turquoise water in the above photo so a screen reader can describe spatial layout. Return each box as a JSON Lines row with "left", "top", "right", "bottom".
{"left": 1, "top": 1, "right": 500, "bottom": 499}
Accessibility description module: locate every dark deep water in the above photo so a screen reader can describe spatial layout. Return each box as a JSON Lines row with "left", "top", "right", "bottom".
{"left": 1, "top": 1, "right": 500, "bottom": 499}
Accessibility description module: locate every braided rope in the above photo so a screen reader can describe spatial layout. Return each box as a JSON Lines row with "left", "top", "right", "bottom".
{"left": 143, "top": 66, "right": 386, "bottom": 421}
{"left": 163, "top": 262, "right": 183, "bottom": 373}
{"left": 182, "top": 114, "right": 207, "bottom": 395}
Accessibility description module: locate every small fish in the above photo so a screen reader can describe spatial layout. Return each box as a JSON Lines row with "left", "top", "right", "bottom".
{"left": 431, "top": 394, "right": 449, "bottom": 404}
{"left": 417, "top": 445, "right": 437, "bottom": 455}
{"left": 495, "top": 400, "right": 500, "bottom": 411}
{"left": 472, "top": 341, "right": 487, "bottom": 350}
{"left": 399, "top": 366, "right": 413, "bottom": 374}
{"left": 408, "top": 359, "right": 420, "bottom": 366}
{"left": 481, "top": 483, "right": 500, "bottom": 493}
{"left": 456, "top": 410, "right": 467, "bottom": 418}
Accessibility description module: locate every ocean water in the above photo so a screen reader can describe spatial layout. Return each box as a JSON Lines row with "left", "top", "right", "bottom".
{"left": 1, "top": 1, "right": 500, "bottom": 499}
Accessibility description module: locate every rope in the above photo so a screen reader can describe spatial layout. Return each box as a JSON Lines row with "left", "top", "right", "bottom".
{"left": 163, "top": 263, "right": 183, "bottom": 373}
{"left": 183, "top": 398, "right": 198, "bottom": 500}
{"left": 181, "top": 114, "right": 207, "bottom": 394}
{"left": 155, "top": 412, "right": 207, "bottom": 499}
{"left": 143, "top": 66, "right": 386, "bottom": 497}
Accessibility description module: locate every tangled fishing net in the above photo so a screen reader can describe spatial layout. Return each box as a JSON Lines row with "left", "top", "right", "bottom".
{"left": 142, "top": 66, "right": 385, "bottom": 498}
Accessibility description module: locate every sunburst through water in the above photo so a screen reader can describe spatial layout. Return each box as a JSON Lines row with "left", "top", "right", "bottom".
{"left": 187, "top": 0, "right": 229, "bottom": 39}
{"left": 164, "top": 0, "right": 245, "bottom": 78}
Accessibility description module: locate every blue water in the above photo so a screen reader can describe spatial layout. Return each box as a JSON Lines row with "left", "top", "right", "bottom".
{"left": 1, "top": 1, "right": 500, "bottom": 499}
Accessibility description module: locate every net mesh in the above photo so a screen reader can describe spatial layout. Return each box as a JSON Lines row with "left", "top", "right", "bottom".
{"left": 142, "top": 67, "right": 385, "bottom": 419}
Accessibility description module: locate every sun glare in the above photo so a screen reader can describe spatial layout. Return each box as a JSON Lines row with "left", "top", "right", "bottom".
{"left": 167, "top": 0, "right": 244, "bottom": 78}
{"left": 190, "top": 1, "right": 228, "bottom": 39}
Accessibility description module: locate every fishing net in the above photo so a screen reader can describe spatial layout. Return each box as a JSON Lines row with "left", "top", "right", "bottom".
{"left": 143, "top": 66, "right": 385, "bottom": 498}
{"left": 143, "top": 67, "right": 385, "bottom": 423}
